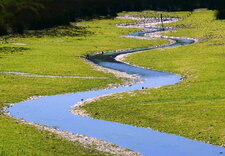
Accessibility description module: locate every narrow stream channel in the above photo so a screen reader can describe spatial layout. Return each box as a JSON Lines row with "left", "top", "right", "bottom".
{"left": 7, "top": 27, "right": 225, "bottom": 155}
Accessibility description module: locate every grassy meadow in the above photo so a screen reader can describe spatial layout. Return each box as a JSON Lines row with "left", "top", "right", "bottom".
{"left": 0, "top": 17, "right": 167, "bottom": 155}
{"left": 82, "top": 9, "right": 225, "bottom": 147}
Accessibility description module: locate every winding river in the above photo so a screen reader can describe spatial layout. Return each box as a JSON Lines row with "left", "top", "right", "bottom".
{"left": 7, "top": 18, "right": 225, "bottom": 156}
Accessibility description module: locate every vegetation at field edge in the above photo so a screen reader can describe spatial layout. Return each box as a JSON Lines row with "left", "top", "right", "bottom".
{"left": 0, "top": 0, "right": 225, "bottom": 35}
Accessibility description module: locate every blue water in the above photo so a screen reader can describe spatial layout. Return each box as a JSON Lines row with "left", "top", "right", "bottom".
{"left": 8, "top": 29, "right": 225, "bottom": 156}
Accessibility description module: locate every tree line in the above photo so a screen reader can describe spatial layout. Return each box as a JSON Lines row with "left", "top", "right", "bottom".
{"left": 0, "top": 0, "right": 225, "bottom": 35}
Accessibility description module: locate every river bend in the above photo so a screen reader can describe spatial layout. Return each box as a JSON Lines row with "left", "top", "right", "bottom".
{"left": 7, "top": 19, "right": 225, "bottom": 156}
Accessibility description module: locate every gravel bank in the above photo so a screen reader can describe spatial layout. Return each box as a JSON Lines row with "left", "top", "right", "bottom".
{"left": 2, "top": 107, "right": 140, "bottom": 156}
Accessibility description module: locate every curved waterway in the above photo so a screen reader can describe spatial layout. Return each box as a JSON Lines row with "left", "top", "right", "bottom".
{"left": 8, "top": 28, "right": 225, "bottom": 156}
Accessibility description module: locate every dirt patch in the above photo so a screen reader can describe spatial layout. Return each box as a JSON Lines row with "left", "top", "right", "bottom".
{"left": 0, "top": 72, "right": 109, "bottom": 79}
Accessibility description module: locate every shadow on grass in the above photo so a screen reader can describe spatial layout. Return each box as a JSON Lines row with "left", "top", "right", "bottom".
{"left": 10, "top": 24, "right": 93, "bottom": 38}
{"left": 0, "top": 47, "right": 30, "bottom": 54}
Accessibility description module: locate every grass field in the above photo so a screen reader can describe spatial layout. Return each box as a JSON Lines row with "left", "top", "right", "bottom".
{"left": 82, "top": 9, "right": 225, "bottom": 147}
{"left": 0, "top": 17, "right": 167, "bottom": 155}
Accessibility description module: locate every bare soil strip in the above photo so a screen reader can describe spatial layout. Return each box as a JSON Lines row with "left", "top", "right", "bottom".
{"left": 0, "top": 72, "right": 109, "bottom": 79}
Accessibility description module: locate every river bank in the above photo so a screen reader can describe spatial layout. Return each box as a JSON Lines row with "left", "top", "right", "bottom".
{"left": 7, "top": 12, "right": 225, "bottom": 156}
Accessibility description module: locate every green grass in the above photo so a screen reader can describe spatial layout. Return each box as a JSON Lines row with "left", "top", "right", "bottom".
{"left": 0, "top": 17, "right": 167, "bottom": 155}
{"left": 82, "top": 9, "right": 225, "bottom": 147}
{"left": 0, "top": 18, "right": 166, "bottom": 77}
{"left": 0, "top": 116, "right": 109, "bottom": 156}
